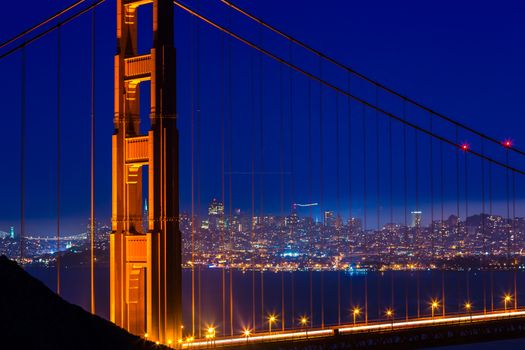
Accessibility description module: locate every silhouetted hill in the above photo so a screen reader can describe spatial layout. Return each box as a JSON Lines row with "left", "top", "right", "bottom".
{"left": 0, "top": 255, "right": 165, "bottom": 350}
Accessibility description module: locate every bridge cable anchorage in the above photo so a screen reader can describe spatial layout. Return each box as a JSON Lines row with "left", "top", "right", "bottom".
{"left": 90, "top": 0, "right": 96, "bottom": 316}
{"left": 56, "top": 22, "right": 62, "bottom": 296}
{"left": 172, "top": 0, "right": 525, "bottom": 177}
{"left": 0, "top": 0, "right": 106, "bottom": 62}
{"left": 0, "top": 0, "right": 85, "bottom": 50}
{"left": 218, "top": 0, "right": 525, "bottom": 159}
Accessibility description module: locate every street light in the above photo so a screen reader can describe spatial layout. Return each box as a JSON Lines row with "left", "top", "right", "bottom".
{"left": 464, "top": 302, "right": 472, "bottom": 322}
{"left": 385, "top": 309, "right": 394, "bottom": 330}
{"left": 300, "top": 316, "right": 309, "bottom": 338}
{"left": 243, "top": 328, "right": 251, "bottom": 344}
{"left": 353, "top": 307, "right": 361, "bottom": 326}
{"left": 504, "top": 294, "right": 512, "bottom": 312}
{"left": 268, "top": 314, "right": 277, "bottom": 333}
{"left": 431, "top": 299, "right": 439, "bottom": 320}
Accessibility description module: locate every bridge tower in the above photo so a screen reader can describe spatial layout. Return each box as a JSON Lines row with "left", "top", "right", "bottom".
{"left": 110, "top": 0, "right": 181, "bottom": 344}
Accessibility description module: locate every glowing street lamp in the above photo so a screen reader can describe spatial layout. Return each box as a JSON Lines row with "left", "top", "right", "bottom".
{"left": 353, "top": 307, "right": 361, "bottom": 326}
{"left": 300, "top": 316, "right": 309, "bottom": 338}
{"left": 243, "top": 328, "right": 252, "bottom": 344}
{"left": 464, "top": 302, "right": 472, "bottom": 322}
{"left": 385, "top": 309, "right": 394, "bottom": 330}
{"left": 268, "top": 314, "right": 277, "bottom": 333}
{"left": 431, "top": 300, "right": 439, "bottom": 320}
{"left": 504, "top": 294, "right": 512, "bottom": 312}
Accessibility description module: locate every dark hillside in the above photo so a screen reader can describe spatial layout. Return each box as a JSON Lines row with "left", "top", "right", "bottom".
{"left": 0, "top": 255, "right": 165, "bottom": 350}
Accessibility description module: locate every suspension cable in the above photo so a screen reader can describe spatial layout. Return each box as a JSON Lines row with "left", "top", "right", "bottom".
{"left": 218, "top": 0, "right": 525, "bottom": 158}
{"left": 0, "top": 0, "right": 105, "bottom": 62}
{"left": 0, "top": 0, "right": 85, "bottom": 50}
{"left": 171, "top": 0, "right": 525, "bottom": 177}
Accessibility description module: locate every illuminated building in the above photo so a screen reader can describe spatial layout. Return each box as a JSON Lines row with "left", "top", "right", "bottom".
{"left": 411, "top": 211, "right": 422, "bottom": 228}
{"left": 10, "top": 226, "right": 14, "bottom": 239}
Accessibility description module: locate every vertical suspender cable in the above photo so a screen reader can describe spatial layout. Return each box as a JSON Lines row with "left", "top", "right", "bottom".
{"left": 481, "top": 140, "right": 487, "bottom": 314}
{"left": 259, "top": 28, "right": 265, "bottom": 332}
{"left": 464, "top": 141, "right": 469, "bottom": 303}
{"left": 512, "top": 171, "right": 518, "bottom": 310}
{"left": 489, "top": 162, "right": 494, "bottom": 312}
{"left": 228, "top": 26, "right": 234, "bottom": 337}
{"left": 430, "top": 114, "right": 435, "bottom": 298}
{"left": 389, "top": 104, "right": 394, "bottom": 313}
{"left": 308, "top": 79, "right": 314, "bottom": 327}
{"left": 402, "top": 100, "right": 408, "bottom": 321}
{"left": 279, "top": 65, "right": 285, "bottom": 331}
{"left": 455, "top": 127, "right": 460, "bottom": 312}
{"left": 375, "top": 87, "right": 381, "bottom": 319}
{"left": 440, "top": 141, "right": 445, "bottom": 317}
{"left": 415, "top": 129, "right": 420, "bottom": 319}
{"left": 220, "top": 30, "right": 226, "bottom": 337}
{"left": 20, "top": 46, "right": 26, "bottom": 264}
{"left": 336, "top": 92, "right": 341, "bottom": 325}
{"left": 190, "top": 14, "right": 195, "bottom": 337}
{"left": 196, "top": 18, "right": 202, "bottom": 337}
{"left": 513, "top": 170, "right": 517, "bottom": 309}
{"left": 250, "top": 51, "right": 256, "bottom": 333}
{"left": 363, "top": 103, "right": 368, "bottom": 324}
{"left": 347, "top": 75, "right": 353, "bottom": 315}
{"left": 56, "top": 24, "right": 62, "bottom": 295}
{"left": 319, "top": 59, "right": 324, "bottom": 329}
{"left": 288, "top": 41, "right": 295, "bottom": 327}
{"left": 90, "top": 2, "right": 96, "bottom": 315}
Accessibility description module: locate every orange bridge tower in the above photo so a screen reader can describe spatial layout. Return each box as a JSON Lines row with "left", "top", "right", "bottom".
{"left": 110, "top": 0, "right": 181, "bottom": 344}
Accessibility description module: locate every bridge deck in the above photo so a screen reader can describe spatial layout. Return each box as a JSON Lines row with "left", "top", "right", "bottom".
{"left": 181, "top": 310, "right": 525, "bottom": 349}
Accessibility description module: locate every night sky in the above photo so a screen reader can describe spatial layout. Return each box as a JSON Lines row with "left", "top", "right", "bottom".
{"left": 1, "top": 0, "right": 525, "bottom": 236}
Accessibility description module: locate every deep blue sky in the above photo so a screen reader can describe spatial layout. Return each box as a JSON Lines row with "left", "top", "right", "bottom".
{"left": 1, "top": 0, "right": 525, "bottom": 235}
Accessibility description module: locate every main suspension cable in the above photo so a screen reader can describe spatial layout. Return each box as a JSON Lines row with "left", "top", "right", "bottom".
{"left": 172, "top": 0, "right": 525, "bottom": 177}
{"left": 218, "top": 0, "right": 525, "bottom": 158}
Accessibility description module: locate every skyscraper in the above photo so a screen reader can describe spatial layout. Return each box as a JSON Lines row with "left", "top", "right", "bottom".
{"left": 411, "top": 211, "right": 422, "bottom": 228}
